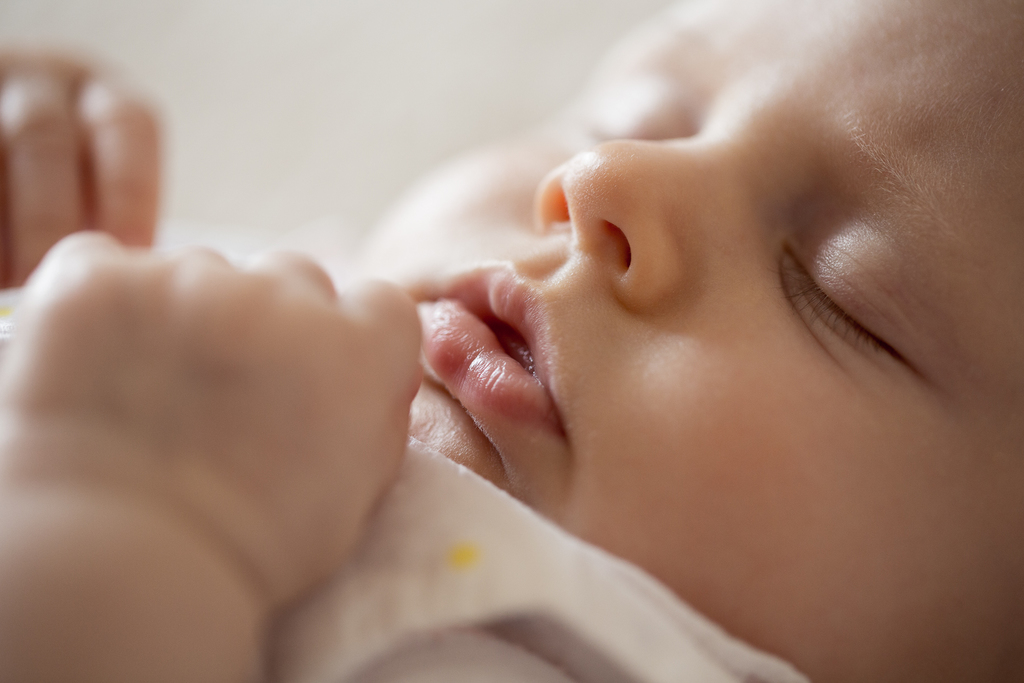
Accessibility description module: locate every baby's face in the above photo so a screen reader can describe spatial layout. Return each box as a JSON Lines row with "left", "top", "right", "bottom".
{"left": 361, "top": 0, "right": 1024, "bottom": 679}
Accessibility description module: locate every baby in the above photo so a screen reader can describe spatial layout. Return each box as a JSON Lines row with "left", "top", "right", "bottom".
{"left": 0, "top": 0, "right": 1022, "bottom": 680}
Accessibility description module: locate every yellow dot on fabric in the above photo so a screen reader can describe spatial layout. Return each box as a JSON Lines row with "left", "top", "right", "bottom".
{"left": 0, "top": 307, "right": 13, "bottom": 317}
{"left": 446, "top": 542, "right": 481, "bottom": 571}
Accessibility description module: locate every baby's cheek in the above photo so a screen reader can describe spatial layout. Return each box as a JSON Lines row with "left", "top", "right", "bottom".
{"left": 359, "top": 141, "right": 574, "bottom": 283}
{"left": 581, "top": 75, "right": 702, "bottom": 142}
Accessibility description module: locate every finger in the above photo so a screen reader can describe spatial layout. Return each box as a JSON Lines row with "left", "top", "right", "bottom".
{"left": 163, "top": 245, "right": 232, "bottom": 272}
{"left": 340, "top": 279, "right": 422, "bottom": 386}
{"left": 78, "top": 80, "right": 159, "bottom": 248}
{"left": 0, "top": 70, "right": 83, "bottom": 286}
{"left": 340, "top": 279, "right": 419, "bottom": 330}
{"left": 24, "top": 231, "right": 124, "bottom": 298}
{"left": 0, "top": 118, "right": 6, "bottom": 281}
{"left": 37, "top": 229, "right": 124, "bottom": 269}
{"left": 244, "top": 250, "right": 337, "bottom": 302}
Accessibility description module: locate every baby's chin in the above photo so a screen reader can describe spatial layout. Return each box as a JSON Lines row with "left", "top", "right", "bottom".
{"left": 408, "top": 379, "right": 512, "bottom": 491}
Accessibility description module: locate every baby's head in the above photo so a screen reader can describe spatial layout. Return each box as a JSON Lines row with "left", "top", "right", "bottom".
{"left": 361, "top": 0, "right": 1024, "bottom": 679}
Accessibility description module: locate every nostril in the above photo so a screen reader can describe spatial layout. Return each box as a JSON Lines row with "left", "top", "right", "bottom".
{"left": 535, "top": 171, "right": 571, "bottom": 231}
{"left": 549, "top": 190, "right": 570, "bottom": 223}
{"left": 603, "top": 221, "right": 632, "bottom": 270}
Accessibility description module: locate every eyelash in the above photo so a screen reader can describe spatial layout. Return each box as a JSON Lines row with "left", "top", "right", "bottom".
{"left": 779, "top": 250, "right": 903, "bottom": 361}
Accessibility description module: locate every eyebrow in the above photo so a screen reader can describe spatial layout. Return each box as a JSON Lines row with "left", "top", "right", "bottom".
{"left": 842, "top": 79, "right": 1024, "bottom": 236}
{"left": 842, "top": 112, "right": 954, "bottom": 238}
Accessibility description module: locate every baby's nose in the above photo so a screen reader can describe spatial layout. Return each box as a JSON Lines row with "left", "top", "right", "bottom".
{"left": 534, "top": 140, "right": 711, "bottom": 313}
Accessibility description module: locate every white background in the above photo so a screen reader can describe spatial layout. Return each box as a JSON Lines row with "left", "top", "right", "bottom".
{"left": 0, "top": 0, "right": 675, "bottom": 244}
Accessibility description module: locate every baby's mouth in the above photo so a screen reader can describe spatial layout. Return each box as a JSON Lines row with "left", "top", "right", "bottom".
{"left": 489, "top": 319, "right": 536, "bottom": 377}
{"left": 414, "top": 269, "right": 573, "bottom": 509}
{"left": 415, "top": 272, "right": 562, "bottom": 436}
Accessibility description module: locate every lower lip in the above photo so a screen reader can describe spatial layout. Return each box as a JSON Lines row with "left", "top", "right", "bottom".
{"left": 419, "top": 299, "right": 561, "bottom": 433}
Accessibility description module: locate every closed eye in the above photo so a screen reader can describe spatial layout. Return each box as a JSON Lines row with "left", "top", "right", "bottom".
{"left": 780, "top": 248, "right": 905, "bottom": 363}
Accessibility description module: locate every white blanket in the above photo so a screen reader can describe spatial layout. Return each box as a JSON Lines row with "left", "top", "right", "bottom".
{"left": 272, "top": 442, "right": 810, "bottom": 683}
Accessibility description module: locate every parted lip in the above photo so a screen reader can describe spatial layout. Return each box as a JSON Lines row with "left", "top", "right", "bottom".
{"left": 415, "top": 267, "right": 564, "bottom": 435}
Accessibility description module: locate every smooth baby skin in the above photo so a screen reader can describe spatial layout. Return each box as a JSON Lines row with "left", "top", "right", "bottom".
{"left": 361, "top": 0, "right": 1024, "bottom": 680}
{"left": 0, "top": 234, "right": 421, "bottom": 681}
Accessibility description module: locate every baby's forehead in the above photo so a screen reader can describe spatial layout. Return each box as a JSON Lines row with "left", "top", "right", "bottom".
{"left": 597, "top": 0, "right": 1023, "bottom": 112}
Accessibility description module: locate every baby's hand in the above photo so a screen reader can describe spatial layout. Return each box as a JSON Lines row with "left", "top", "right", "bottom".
{"left": 1, "top": 233, "right": 421, "bottom": 608}
{"left": 0, "top": 50, "right": 159, "bottom": 285}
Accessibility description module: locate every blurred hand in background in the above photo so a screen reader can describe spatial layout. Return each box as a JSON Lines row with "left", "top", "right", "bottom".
{"left": 0, "top": 51, "right": 160, "bottom": 285}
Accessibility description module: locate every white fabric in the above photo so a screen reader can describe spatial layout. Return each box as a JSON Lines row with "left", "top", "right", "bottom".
{"left": 272, "top": 442, "right": 810, "bottom": 683}
{"left": 0, "top": 288, "right": 18, "bottom": 342}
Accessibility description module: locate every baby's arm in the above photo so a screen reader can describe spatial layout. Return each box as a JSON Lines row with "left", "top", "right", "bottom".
{"left": 0, "top": 234, "right": 421, "bottom": 681}
{"left": 0, "top": 50, "right": 159, "bottom": 284}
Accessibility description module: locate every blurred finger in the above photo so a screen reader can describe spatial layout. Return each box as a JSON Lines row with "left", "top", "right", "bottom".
{"left": 0, "top": 70, "right": 82, "bottom": 285}
{"left": 0, "top": 121, "right": 6, "bottom": 279}
{"left": 158, "top": 247, "right": 235, "bottom": 309}
{"left": 340, "top": 279, "right": 417, "bottom": 326}
{"left": 79, "top": 80, "right": 159, "bottom": 248}
{"left": 41, "top": 229, "right": 123, "bottom": 263}
{"left": 340, "top": 279, "right": 421, "bottom": 364}
{"left": 164, "top": 245, "right": 233, "bottom": 271}
{"left": 25, "top": 230, "right": 124, "bottom": 295}
{"left": 244, "top": 250, "right": 337, "bottom": 302}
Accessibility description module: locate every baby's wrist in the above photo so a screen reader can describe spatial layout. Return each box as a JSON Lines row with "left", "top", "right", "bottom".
{"left": 0, "top": 405, "right": 275, "bottom": 602}
{"left": 0, "top": 480, "right": 269, "bottom": 682}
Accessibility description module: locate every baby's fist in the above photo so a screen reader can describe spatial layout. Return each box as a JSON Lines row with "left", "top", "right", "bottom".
{"left": 0, "top": 234, "right": 421, "bottom": 608}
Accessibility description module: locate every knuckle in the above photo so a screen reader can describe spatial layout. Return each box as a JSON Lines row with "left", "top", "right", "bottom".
{"left": 167, "top": 252, "right": 254, "bottom": 326}
{"left": 247, "top": 251, "right": 336, "bottom": 299}
{"left": 68, "top": 261, "right": 124, "bottom": 303}
{"left": 34, "top": 253, "right": 124, "bottom": 319}
{"left": 166, "top": 251, "right": 229, "bottom": 298}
